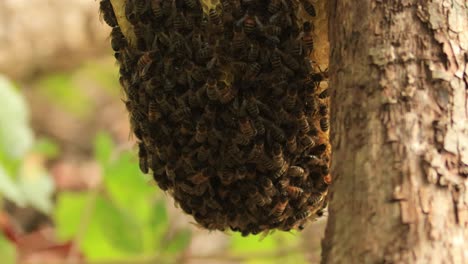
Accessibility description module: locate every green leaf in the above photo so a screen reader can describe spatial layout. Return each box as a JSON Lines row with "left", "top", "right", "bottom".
{"left": 17, "top": 164, "right": 55, "bottom": 214}
{"left": 36, "top": 73, "right": 92, "bottom": 118}
{"left": 0, "top": 165, "right": 25, "bottom": 206}
{"left": 146, "top": 199, "right": 168, "bottom": 250}
{"left": 32, "top": 138, "right": 59, "bottom": 158}
{"left": 95, "top": 196, "right": 144, "bottom": 253}
{"left": 0, "top": 233, "right": 16, "bottom": 264}
{"left": 94, "top": 132, "right": 114, "bottom": 166}
{"left": 230, "top": 232, "right": 277, "bottom": 254}
{"left": 54, "top": 192, "right": 88, "bottom": 240}
{"left": 164, "top": 229, "right": 191, "bottom": 254}
{"left": 0, "top": 75, "right": 33, "bottom": 160}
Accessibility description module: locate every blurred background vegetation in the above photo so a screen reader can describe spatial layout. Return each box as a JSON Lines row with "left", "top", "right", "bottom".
{"left": 0, "top": 1, "right": 325, "bottom": 263}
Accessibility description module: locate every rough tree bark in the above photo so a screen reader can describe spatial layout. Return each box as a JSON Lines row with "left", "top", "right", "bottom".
{"left": 323, "top": 1, "right": 467, "bottom": 263}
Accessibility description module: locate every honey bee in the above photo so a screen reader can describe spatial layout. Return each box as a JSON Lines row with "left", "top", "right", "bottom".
{"left": 220, "top": 169, "right": 237, "bottom": 185}
{"left": 247, "top": 42, "right": 260, "bottom": 62}
{"left": 276, "top": 49, "right": 300, "bottom": 71}
{"left": 165, "top": 162, "right": 176, "bottom": 181}
{"left": 155, "top": 94, "right": 174, "bottom": 114}
{"left": 203, "top": 103, "right": 217, "bottom": 121}
{"left": 288, "top": 165, "right": 306, "bottom": 178}
{"left": 320, "top": 117, "right": 329, "bottom": 132}
{"left": 296, "top": 112, "right": 310, "bottom": 134}
{"left": 244, "top": 62, "right": 261, "bottom": 80}
{"left": 125, "top": 0, "right": 138, "bottom": 25}
{"left": 283, "top": 87, "right": 297, "bottom": 110}
{"left": 138, "top": 143, "right": 149, "bottom": 174}
{"left": 248, "top": 138, "right": 265, "bottom": 161}
{"left": 189, "top": 172, "right": 210, "bottom": 184}
{"left": 270, "top": 52, "right": 282, "bottom": 70}
{"left": 148, "top": 101, "right": 161, "bottom": 122}
{"left": 261, "top": 177, "right": 276, "bottom": 196}
{"left": 253, "top": 118, "right": 265, "bottom": 136}
{"left": 299, "top": 22, "right": 314, "bottom": 54}
{"left": 299, "top": 134, "right": 315, "bottom": 151}
{"left": 286, "top": 186, "right": 304, "bottom": 199}
{"left": 239, "top": 117, "right": 256, "bottom": 138}
{"left": 318, "top": 88, "right": 329, "bottom": 99}
{"left": 205, "top": 78, "right": 219, "bottom": 101}
{"left": 271, "top": 144, "right": 285, "bottom": 167}
{"left": 294, "top": 210, "right": 311, "bottom": 221}
{"left": 265, "top": 120, "right": 286, "bottom": 143}
{"left": 169, "top": 107, "right": 191, "bottom": 122}
{"left": 236, "top": 8, "right": 258, "bottom": 34}
{"left": 273, "top": 161, "right": 288, "bottom": 178}
{"left": 195, "top": 120, "right": 208, "bottom": 143}
{"left": 218, "top": 83, "right": 237, "bottom": 104}
{"left": 99, "top": 0, "right": 118, "bottom": 27}
{"left": 270, "top": 196, "right": 288, "bottom": 218}
{"left": 319, "top": 104, "right": 328, "bottom": 116}
{"left": 150, "top": 0, "right": 163, "bottom": 20}
{"left": 286, "top": 134, "right": 297, "bottom": 153}
{"left": 209, "top": 8, "right": 221, "bottom": 25}
{"left": 300, "top": 0, "right": 316, "bottom": 17}
{"left": 245, "top": 95, "right": 259, "bottom": 117}
{"left": 310, "top": 143, "right": 327, "bottom": 156}
{"left": 110, "top": 27, "right": 126, "bottom": 51}
{"left": 184, "top": 0, "right": 198, "bottom": 9}
{"left": 196, "top": 144, "right": 209, "bottom": 162}
{"left": 232, "top": 25, "right": 247, "bottom": 51}
{"left": 267, "top": 0, "right": 282, "bottom": 14}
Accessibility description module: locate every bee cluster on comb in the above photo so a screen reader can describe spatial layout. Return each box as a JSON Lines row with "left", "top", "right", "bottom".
{"left": 100, "top": 0, "right": 330, "bottom": 235}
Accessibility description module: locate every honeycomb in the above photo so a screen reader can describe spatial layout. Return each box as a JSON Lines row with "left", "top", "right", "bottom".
{"left": 100, "top": 0, "right": 330, "bottom": 235}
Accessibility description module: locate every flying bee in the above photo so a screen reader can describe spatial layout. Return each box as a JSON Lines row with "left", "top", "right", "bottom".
{"left": 320, "top": 117, "right": 329, "bottom": 132}
{"left": 99, "top": 0, "right": 118, "bottom": 27}
{"left": 286, "top": 186, "right": 304, "bottom": 199}
{"left": 148, "top": 102, "right": 161, "bottom": 122}
{"left": 300, "top": 0, "right": 316, "bottom": 17}
{"left": 195, "top": 120, "right": 208, "bottom": 143}
{"left": 299, "top": 22, "right": 314, "bottom": 54}
{"left": 239, "top": 117, "right": 257, "bottom": 138}
{"left": 110, "top": 27, "right": 126, "bottom": 51}
{"left": 296, "top": 112, "right": 310, "bottom": 134}
{"left": 138, "top": 143, "right": 149, "bottom": 174}
{"left": 318, "top": 88, "right": 329, "bottom": 99}
{"left": 205, "top": 78, "right": 219, "bottom": 101}
{"left": 270, "top": 196, "right": 288, "bottom": 218}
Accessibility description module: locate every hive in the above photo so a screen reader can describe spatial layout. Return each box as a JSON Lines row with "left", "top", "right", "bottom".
{"left": 100, "top": 0, "right": 330, "bottom": 235}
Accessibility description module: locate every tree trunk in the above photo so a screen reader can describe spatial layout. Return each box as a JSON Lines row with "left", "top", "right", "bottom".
{"left": 0, "top": 0, "right": 110, "bottom": 80}
{"left": 323, "top": 0, "right": 468, "bottom": 263}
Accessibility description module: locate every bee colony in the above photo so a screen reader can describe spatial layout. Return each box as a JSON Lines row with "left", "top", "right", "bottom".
{"left": 100, "top": 0, "right": 330, "bottom": 235}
